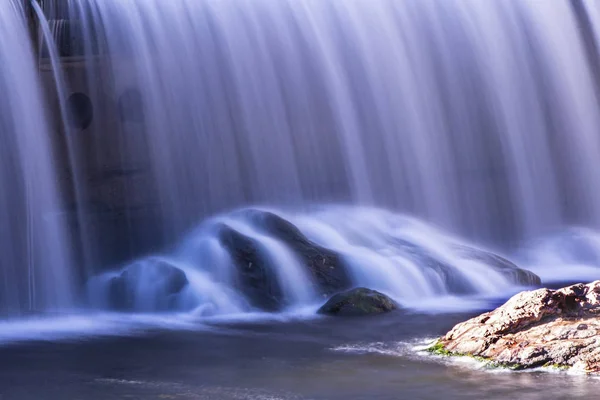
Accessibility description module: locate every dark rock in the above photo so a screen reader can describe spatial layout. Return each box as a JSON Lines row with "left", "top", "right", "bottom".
{"left": 108, "top": 258, "right": 189, "bottom": 311}
{"left": 435, "top": 281, "right": 600, "bottom": 373}
{"left": 386, "top": 237, "right": 539, "bottom": 293}
{"left": 392, "top": 238, "right": 476, "bottom": 294}
{"left": 318, "top": 287, "right": 399, "bottom": 317}
{"left": 218, "top": 225, "right": 284, "bottom": 311}
{"left": 453, "top": 244, "right": 541, "bottom": 287}
{"left": 218, "top": 210, "right": 353, "bottom": 311}
{"left": 250, "top": 211, "right": 353, "bottom": 296}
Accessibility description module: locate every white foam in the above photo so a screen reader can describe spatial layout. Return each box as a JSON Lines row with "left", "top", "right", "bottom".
{"left": 7, "top": 207, "right": 600, "bottom": 346}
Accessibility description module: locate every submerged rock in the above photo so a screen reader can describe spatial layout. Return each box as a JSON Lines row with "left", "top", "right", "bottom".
{"left": 434, "top": 281, "right": 600, "bottom": 373}
{"left": 392, "top": 238, "right": 477, "bottom": 294}
{"left": 392, "top": 239, "right": 541, "bottom": 294}
{"left": 453, "top": 244, "right": 541, "bottom": 287}
{"left": 108, "top": 258, "right": 189, "bottom": 311}
{"left": 218, "top": 210, "right": 353, "bottom": 311}
{"left": 318, "top": 287, "right": 399, "bottom": 316}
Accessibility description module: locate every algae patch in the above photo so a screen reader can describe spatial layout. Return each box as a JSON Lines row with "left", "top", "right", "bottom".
{"left": 425, "top": 340, "right": 523, "bottom": 370}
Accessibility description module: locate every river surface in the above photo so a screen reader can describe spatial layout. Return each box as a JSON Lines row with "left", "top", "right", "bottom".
{"left": 0, "top": 309, "right": 598, "bottom": 400}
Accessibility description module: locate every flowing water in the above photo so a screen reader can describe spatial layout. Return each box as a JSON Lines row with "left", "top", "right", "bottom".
{"left": 87, "top": 206, "right": 530, "bottom": 315}
{"left": 0, "top": 0, "right": 74, "bottom": 314}
{"left": 55, "top": 0, "right": 600, "bottom": 246}
{"left": 1, "top": 313, "right": 600, "bottom": 400}
{"left": 2, "top": 0, "right": 600, "bottom": 398}
{"left": 47, "top": 0, "right": 600, "bottom": 313}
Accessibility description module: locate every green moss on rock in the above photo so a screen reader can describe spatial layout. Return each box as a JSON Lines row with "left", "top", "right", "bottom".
{"left": 425, "top": 341, "right": 525, "bottom": 371}
{"left": 426, "top": 341, "right": 454, "bottom": 356}
{"left": 543, "top": 362, "right": 570, "bottom": 370}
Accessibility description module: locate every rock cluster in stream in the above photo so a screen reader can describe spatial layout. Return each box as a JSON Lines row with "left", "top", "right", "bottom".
{"left": 218, "top": 211, "right": 353, "bottom": 311}
{"left": 435, "top": 281, "right": 600, "bottom": 373}
{"left": 98, "top": 210, "right": 542, "bottom": 314}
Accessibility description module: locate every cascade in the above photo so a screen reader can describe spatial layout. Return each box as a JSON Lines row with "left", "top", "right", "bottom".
{"left": 2, "top": 0, "right": 600, "bottom": 319}
{"left": 0, "top": 0, "right": 75, "bottom": 314}
{"left": 42, "top": 0, "right": 600, "bottom": 256}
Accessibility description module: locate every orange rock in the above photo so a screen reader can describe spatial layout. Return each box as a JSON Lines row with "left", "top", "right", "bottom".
{"left": 439, "top": 281, "right": 600, "bottom": 372}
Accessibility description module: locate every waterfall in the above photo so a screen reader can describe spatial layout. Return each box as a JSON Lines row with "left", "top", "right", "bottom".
{"left": 54, "top": 0, "right": 600, "bottom": 251}
{"left": 1, "top": 0, "right": 600, "bottom": 320}
{"left": 0, "top": 0, "right": 75, "bottom": 314}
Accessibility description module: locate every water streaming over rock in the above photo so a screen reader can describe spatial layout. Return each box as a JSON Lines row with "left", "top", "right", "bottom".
{"left": 87, "top": 207, "right": 540, "bottom": 315}
{"left": 8, "top": 0, "right": 600, "bottom": 319}
{"left": 0, "top": 0, "right": 75, "bottom": 314}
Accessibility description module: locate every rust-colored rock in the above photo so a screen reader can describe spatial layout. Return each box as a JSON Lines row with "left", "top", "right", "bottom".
{"left": 438, "top": 281, "right": 600, "bottom": 372}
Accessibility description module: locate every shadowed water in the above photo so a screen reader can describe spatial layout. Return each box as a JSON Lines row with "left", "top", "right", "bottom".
{"left": 0, "top": 312, "right": 599, "bottom": 400}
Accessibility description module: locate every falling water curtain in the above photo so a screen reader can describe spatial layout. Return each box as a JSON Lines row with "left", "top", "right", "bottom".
{"left": 32, "top": 0, "right": 84, "bottom": 58}
{"left": 37, "top": 0, "right": 69, "bottom": 19}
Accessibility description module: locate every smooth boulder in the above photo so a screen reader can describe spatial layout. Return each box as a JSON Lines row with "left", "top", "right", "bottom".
{"left": 218, "top": 225, "right": 284, "bottom": 311}
{"left": 453, "top": 244, "right": 541, "bottom": 287}
{"left": 218, "top": 210, "right": 353, "bottom": 311}
{"left": 393, "top": 238, "right": 477, "bottom": 294}
{"left": 392, "top": 239, "right": 541, "bottom": 294}
{"left": 434, "top": 281, "right": 600, "bottom": 372}
{"left": 318, "top": 287, "right": 399, "bottom": 316}
{"left": 108, "top": 258, "right": 189, "bottom": 312}
{"left": 253, "top": 211, "right": 353, "bottom": 296}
